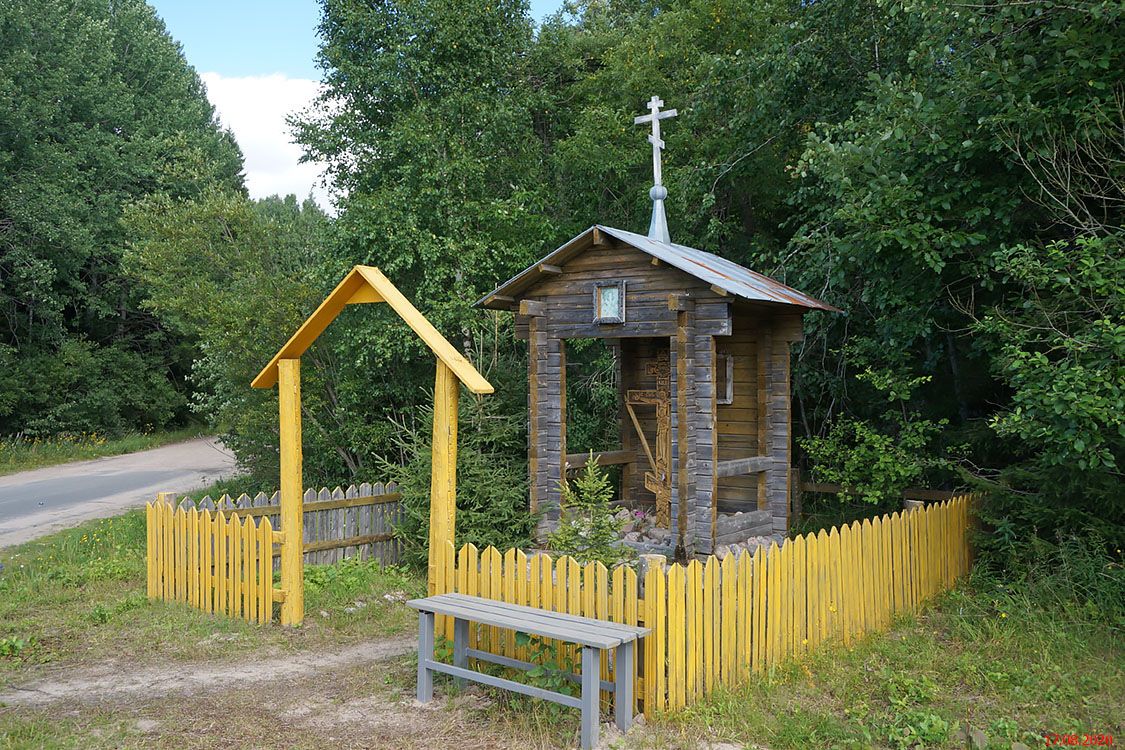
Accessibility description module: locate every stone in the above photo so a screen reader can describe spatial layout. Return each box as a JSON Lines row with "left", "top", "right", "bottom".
{"left": 639, "top": 554, "right": 666, "bottom": 576}
{"left": 715, "top": 545, "right": 731, "bottom": 560}
{"left": 970, "top": 728, "right": 989, "bottom": 749}
{"left": 1011, "top": 743, "right": 1030, "bottom": 750}
{"left": 625, "top": 532, "right": 642, "bottom": 542}
{"left": 134, "top": 719, "right": 160, "bottom": 733}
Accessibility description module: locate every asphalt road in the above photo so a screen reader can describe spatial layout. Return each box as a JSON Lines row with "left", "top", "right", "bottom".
{"left": 0, "top": 437, "right": 238, "bottom": 548}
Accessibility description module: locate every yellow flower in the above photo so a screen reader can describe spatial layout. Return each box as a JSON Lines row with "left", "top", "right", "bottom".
{"left": 1000, "top": 612, "right": 1008, "bottom": 618}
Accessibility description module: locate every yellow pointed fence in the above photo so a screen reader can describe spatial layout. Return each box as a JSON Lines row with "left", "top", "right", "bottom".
{"left": 432, "top": 494, "right": 974, "bottom": 719}
{"left": 145, "top": 496, "right": 277, "bottom": 624}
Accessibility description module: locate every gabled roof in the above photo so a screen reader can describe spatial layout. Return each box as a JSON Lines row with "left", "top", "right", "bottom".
{"left": 474, "top": 225, "right": 840, "bottom": 313}
{"left": 252, "top": 265, "right": 493, "bottom": 394}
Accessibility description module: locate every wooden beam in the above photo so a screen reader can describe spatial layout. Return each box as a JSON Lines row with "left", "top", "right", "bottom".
{"left": 277, "top": 358, "right": 303, "bottom": 626}
{"left": 710, "top": 284, "right": 729, "bottom": 297}
{"left": 271, "top": 532, "right": 396, "bottom": 557}
{"left": 254, "top": 266, "right": 493, "bottom": 395}
{"left": 800, "top": 481, "right": 957, "bottom": 503}
{"left": 564, "top": 450, "right": 634, "bottom": 470}
{"left": 538, "top": 263, "right": 563, "bottom": 275}
{"left": 716, "top": 456, "right": 772, "bottom": 478}
{"left": 668, "top": 293, "right": 689, "bottom": 311}
{"left": 347, "top": 285, "right": 382, "bottom": 304}
{"left": 624, "top": 402, "right": 657, "bottom": 475}
{"left": 428, "top": 360, "right": 459, "bottom": 595}
{"left": 490, "top": 294, "right": 516, "bottom": 306}
{"left": 228, "top": 493, "right": 403, "bottom": 519}
{"left": 519, "top": 299, "right": 546, "bottom": 317}
{"left": 651, "top": 257, "right": 662, "bottom": 267}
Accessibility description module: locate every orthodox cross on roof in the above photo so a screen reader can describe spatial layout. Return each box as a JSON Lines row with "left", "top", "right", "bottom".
{"left": 634, "top": 95, "right": 677, "bottom": 243}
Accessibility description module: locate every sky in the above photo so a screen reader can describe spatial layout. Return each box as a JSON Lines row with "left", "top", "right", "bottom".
{"left": 149, "top": 0, "right": 564, "bottom": 210}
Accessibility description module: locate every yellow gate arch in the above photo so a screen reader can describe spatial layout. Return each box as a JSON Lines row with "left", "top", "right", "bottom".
{"left": 252, "top": 265, "right": 493, "bottom": 625}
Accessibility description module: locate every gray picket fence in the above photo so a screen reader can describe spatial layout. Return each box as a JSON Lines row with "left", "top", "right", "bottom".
{"left": 174, "top": 482, "right": 402, "bottom": 566}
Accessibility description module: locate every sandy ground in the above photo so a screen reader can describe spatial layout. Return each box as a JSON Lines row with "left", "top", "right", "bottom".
{"left": 0, "top": 437, "right": 238, "bottom": 548}
{"left": 0, "top": 637, "right": 415, "bottom": 709}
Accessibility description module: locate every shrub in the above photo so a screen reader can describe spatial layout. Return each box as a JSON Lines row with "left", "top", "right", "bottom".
{"left": 381, "top": 383, "right": 533, "bottom": 570}
{"left": 547, "top": 454, "right": 633, "bottom": 568}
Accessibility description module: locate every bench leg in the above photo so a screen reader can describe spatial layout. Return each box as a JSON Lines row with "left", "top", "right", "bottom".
{"left": 453, "top": 617, "right": 468, "bottom": 688}
{"left": 417, "top": 610, "right": 435, "bottom": 703}
{"left": 614, "top": 640, "right": 635, "bottom": 732}
{"left": 580, "top": 645, "right": 599, "bottom": 750}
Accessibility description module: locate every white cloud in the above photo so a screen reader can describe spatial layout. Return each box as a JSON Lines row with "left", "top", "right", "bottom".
{"left": 200, "top": 72, "right": 333, "bottom": 211}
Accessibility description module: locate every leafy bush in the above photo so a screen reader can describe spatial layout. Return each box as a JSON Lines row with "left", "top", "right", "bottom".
{"left": 801, "top": 368, "right": 952, "bottom": 504}
{"left": 547, "top": 455, "right": 632, "bottom": 568}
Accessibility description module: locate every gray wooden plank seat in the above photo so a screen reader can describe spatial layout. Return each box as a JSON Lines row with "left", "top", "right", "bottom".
{"left": 407, "top": 592, "right": 649, "bottom": 749}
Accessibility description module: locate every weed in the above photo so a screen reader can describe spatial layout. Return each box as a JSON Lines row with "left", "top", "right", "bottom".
{"left": 0, "top": 636, "right": 31, "bottom": 659}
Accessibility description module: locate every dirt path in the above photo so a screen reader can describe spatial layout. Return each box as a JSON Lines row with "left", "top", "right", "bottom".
{"left": 0, "top": 636, "right": 415, "bottom": 708}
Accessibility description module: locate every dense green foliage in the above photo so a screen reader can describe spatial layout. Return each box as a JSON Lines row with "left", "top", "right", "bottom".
{"left": 8, "top": 0, "right": 1120, "bottom": 564}
{"left": 123, "top": 190, "right": 331, "bottom": 481}
{"left": 289, "top": 0, "right": 1123, "bottom": 553}
{"left": 0, "top": 0, "right": 243, "bottom": 436}
{"left": 379, "top": 359, "right": 534, "bottom": 567}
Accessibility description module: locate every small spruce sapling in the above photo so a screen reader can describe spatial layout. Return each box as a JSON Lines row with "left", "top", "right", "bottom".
{"left": 547, "top": 453, "right": 634, "bottom": 568}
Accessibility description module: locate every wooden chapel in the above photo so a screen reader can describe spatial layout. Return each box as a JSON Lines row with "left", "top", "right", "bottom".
{"left": 476, "top": 97, "right": 839, "bottom": 559}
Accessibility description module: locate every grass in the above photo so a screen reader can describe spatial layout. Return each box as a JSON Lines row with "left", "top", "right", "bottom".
{"left": 0, "top": 427, "right": 206, "bottom": 476}
{"left": 1, "top": 509, "right": 1121, "bottom": 750}
{"left": 0, "top": 511, "right": 423, "bottom": 687}
{"left": 634, "top": 571, "right": 1123, "bottom": 750}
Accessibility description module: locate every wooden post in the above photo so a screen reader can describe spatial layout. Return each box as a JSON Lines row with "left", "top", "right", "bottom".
{"left": 278, "top": 358, "right": 304, "bottom": 626}
{"left": 428, "top": 359, "right": 459, "bottom": 594}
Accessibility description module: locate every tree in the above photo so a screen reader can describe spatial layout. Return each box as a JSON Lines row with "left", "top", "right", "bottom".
{"left": 0, "top": 0, "right": 243, "bottom": 435}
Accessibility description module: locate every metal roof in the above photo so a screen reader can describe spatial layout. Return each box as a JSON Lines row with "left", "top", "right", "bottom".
{"left": 475, "top": 225, "right": 840, "bottom": 313}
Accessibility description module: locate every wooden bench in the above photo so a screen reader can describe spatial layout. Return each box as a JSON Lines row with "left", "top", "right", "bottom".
{"left": 407, "top": 593, "right": 649, "bottom": 749}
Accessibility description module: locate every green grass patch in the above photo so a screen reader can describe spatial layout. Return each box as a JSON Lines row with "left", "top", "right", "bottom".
{"left": 643, "top": 571, "right": 1123, "bottom": 750}
{"left": 181, "top": 475, "right": 278, "bottom": 502}
{"left": 0, "top": 427, "right": 205, "bottom": 476}
{"left": 0, "top": 510, "right": 423, "bottom": 686}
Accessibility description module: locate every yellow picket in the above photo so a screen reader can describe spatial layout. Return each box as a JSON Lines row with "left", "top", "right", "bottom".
{"left": 736, "top": 551, "right": 752, "bottom": 680}
{"left": 881, "top": 514, "right": 893, "bottom": 624}
{"left": 515, "top": 549, "right": 529, "bottom": 662}
{"left": 646, "top": 563, "right": 666, "bottom": 715}
{"left": 767, "top": 542, "right": 782, "bottom": 665}
{"left": 593, "top": 561, "right": 610, "bottom": 704}
{"left": 870, "top": 517, "right": 883, "bottom": 628}
{"left": 720, "top": 553, "right": 736, "bottom": 681}
{"left": 667, "top": 563, "right": 685, "bottom": 711}
{"left": 566, "top": 557, "right": 581, "bottom": 668}
{"left": 752, "top": 546, "right": 765, "bottom": 672}
{"left": 685, "top": 559, "right": 701, "bottom": 700}
{"left": 702, "top": 556, "right": 717, "bottom": 692}
{"left": 259, "top": 516, "right": 273, "bottom": 624}
{"left": 215, "top": 512, "right": 226, "bottom": 615}
{"left": 442, "top": 540, "right": 456, "bottom": 642}
{"left": 792, "top": 535, "right": 807, "bottom": 657}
